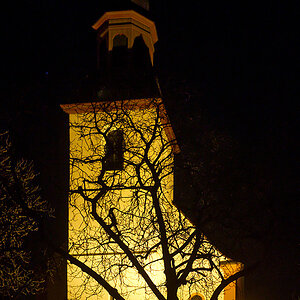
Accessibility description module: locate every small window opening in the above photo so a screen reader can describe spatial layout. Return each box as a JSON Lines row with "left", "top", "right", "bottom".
{"left": 113, "top": 35, "right": 128, "bottom": 48}
{"left": 103, "top": 129, "right": 124, "bottom": 170}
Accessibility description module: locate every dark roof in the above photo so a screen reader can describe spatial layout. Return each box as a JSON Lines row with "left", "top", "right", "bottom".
{"left": 98, "top": 0, "right": 152, "bottom": 20}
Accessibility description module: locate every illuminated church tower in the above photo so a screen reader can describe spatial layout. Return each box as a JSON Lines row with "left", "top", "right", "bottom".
{"left": 60, "top": 1, "right": 243, "bottom": 299}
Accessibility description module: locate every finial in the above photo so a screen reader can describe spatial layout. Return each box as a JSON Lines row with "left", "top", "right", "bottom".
{"left": 131, "top": 0, "right": 149, "bottom": 11}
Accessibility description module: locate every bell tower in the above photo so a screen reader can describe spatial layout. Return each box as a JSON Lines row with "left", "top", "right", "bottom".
{"left": 60, "top": 2, "right": 244, "bottom": 300}
{"left": 92, "top": 9, "right": 157, "bottom": 65}
{"left": 89, "top": 2, "right": 159, "bottom": 101}
{"left": 61, "top": 4, "right": 179, "bottom": 299}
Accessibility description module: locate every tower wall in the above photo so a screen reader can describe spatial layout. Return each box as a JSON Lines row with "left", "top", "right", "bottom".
{"left": 67, "top": 99, "right": 175, "bottom": 299}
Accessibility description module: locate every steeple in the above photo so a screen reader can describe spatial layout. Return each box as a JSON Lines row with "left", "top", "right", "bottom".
{"left": 69, "top": 4, "right": 159, "bottom": 103}
{"left": 99, "top": 0, "right": 150, "bottom": 14}
{"left": 131, "top": 0, "right": 149, "bottom": 11}
{"left": 92, "top": 10, "right": 157, "bottom": 65}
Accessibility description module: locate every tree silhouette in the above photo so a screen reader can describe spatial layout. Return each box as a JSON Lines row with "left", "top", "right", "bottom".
{"left": 0, "top": 131, "right": 54, "bottom": 298}
{"left": 60, "top": 99, "right": 241, "bottom": 300}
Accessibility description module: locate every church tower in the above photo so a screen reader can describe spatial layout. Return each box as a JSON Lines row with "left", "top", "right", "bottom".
{"left": 69, "top": 0, "right": 160, "bottom": 104}
{"left": 61, "top": 2, "right": 180, "bottom": 299}
{"left": 60, "top": 2, "right": 243, "bottom": 299}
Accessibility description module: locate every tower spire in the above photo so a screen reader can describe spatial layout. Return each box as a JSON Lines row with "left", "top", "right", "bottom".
{"left": 91, "top": 9, "right": 158, "bottom": 99}
{"left": 131, "top": 0, "right": 149, "bottom": 11}
{"left": 92, "top": 10, "right": 157, "bottom": 64}
{"left": 67, "top": 4, "right": 159, "bottom": 102}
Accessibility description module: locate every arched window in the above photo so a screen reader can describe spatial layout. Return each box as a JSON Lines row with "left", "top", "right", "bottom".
{"left": 189, "top": 294, "right": 204, "bottom": 300}
{"left": 103, "top": 129, "right": 124, "bottom": 171}
{"left": 113, "top": 34, "right": 128, "bottom": 48}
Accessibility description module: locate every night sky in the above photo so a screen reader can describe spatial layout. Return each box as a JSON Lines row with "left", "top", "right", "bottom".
{"left": 3, "top": 0, "right": 297, "bottom": 132}
{"left": 1, "top": 4, "right": 297, "bottom": 200}
{"left": 1, "top": 0, "right": 298, "bottom": 298}
{"left": 2, "top": 0, "right": 298, "bottom": 218}
{"left": 3, "top": 0, "right": 297, "bottom": 186}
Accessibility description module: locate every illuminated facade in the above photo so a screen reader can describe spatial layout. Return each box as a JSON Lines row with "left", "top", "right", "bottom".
{"left": 61, "top": 5, "right": 243, "bottom": 300}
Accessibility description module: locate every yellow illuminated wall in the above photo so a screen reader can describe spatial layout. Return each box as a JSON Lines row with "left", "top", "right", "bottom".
{"left": 220, "top": 261, "right": 244, "bottom": 300}
{"left": 62, "top": 99, "right": 242, "bottom": 300}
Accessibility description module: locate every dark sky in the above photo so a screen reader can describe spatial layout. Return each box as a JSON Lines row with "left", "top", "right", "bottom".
{"left": 1, "top": 2, "right": 298, "bottom": 295}
{"left": 2, "top": 0, "right": 297, "bottom": 153}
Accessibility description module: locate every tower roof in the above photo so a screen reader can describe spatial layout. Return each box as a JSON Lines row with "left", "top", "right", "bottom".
{"left": 92, "top": 10, "right": 157, "bottom": 43}
{"left": 131, "top": 0, "right": 149, "bottom": 11}
{"left": 98, "top": 0, "right": 150, "bottom": 15}
{"left": 65, "top": 9, "right": 160, "bottom": 104}
{"left": 92, "top": 10, "right": 158, "bottom": 64}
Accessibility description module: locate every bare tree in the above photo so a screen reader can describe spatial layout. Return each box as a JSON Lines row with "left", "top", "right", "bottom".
{"left": 60, "top": 99, "right": 241, "bottom": 300}
{"left": 0, "top": 131, "right": 54, "bottom": 298}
